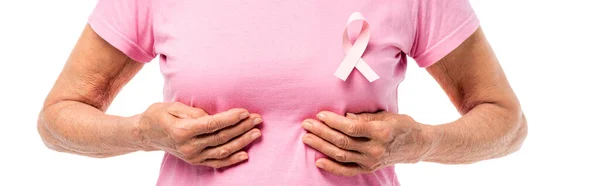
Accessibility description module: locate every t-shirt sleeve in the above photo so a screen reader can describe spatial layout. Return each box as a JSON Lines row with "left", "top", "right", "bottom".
{"left": 409, "top": 0, "right": 480, "bottom": 68}
{"left": 87, "top": 0, "right": 156, "bottom": 63}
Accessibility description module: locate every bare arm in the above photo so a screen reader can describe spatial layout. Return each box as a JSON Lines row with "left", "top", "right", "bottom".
{"left": 422, "top": 27, "right": 528, "bottom": 164}
{"left": 38, "top": 25, "right": 263, "bottom": 167}
{"left": 297, "top": 27, "right": 527, "bottom": 176}
{"left": 37, "top": 25, "right": 145, "bottom": 157}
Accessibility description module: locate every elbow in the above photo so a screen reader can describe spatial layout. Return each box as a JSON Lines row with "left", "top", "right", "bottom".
{"left": 37, "top": 110, "right": 62, "bottom": 152}
{"left": 36, "top": 108, "right": 121, "bottom": 158}
{"left": 496, "top": 111, "right": 528, "bottom": 158}
{"left": 37, "top": 108, "right": 71, "bottom": 153}
{"left": 507, "top": 112, "right": 528, "bottom": 154}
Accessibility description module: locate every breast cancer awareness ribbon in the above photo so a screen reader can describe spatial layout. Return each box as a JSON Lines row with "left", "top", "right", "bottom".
{"left": 334, "top": 12, "right": 380, "bottom": 82}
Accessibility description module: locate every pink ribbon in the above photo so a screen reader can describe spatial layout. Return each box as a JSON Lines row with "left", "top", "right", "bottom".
{"left": 334, "top": 12, "right": 380, "bottom": 82}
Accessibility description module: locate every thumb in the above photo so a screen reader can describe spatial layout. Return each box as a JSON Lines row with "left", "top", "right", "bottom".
{"left": 167, "top": 102, "right": 208, "bottom": 119}
{"left": 348, "top": 111, "right": 386, "bottom": 122}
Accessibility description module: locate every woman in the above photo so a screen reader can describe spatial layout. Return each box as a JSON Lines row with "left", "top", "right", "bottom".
{"left": 37, "top": 0, "right": 528, "bottom": 185}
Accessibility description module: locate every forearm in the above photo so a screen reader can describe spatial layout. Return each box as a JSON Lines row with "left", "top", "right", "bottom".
{"left": 37, "top": 100, "right": 144, "bottom": 158}
{"left": 420, "top": 103, "right": 527, "bottom": 164}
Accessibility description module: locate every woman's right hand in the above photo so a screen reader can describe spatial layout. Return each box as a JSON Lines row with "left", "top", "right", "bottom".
{"left": 134, "top": 102, "right": 262, "bottom": 168}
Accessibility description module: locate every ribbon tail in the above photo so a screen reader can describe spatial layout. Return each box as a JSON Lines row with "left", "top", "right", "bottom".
{"left": 335, "top": 54, "right": 362, "bottom": 81}
{"left": 334, "top": 59, "right": 356, "bottom": 81}
{"left": 355, "top": 58, "right": 380, "bottom": 82}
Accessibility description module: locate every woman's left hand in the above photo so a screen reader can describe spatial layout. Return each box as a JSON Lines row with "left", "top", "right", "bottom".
{"left": 301, "top": 111, "right": 436, "bottom": 176}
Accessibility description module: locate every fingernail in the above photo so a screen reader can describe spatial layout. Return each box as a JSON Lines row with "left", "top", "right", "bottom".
{"left": 317, "top": 113, "right": 326, "bottom": 120}
{"left": 251, "top": 132, "right": 261, "bottom": 139}
{"left": 316, "top": 159, "right": 324, "bottom": 168}
{"left": 253, "top": 118, "right": 263, "bottom": 125}
{"left": 240, "top": 112, "right": 250, "bottom": 119}
{"left": 239, "top": 154, "right": 248, "bottom": 160}
{"left": 346, "top": 113, "right": 358, "bottom": 120}
{"left": 302, "top": 122, "right": 312, "bottom": 130}
{"left": 302, "top": 136, "right": 312, "bottom": 144}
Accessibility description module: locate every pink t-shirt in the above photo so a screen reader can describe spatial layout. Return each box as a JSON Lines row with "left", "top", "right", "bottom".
{"left": 88, "top": 0, "right": 479, "bottom": 185}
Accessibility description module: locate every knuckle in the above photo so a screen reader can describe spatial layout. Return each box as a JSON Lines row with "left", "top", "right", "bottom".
{"left": 213, "top": 132, "right": 228, "bottom": 145}
{"left": 333, "top": 151, "right": 347, "bottom": 161}
{"left": 159, "top": 112, "right": 173, "bottom": 123}
{"left": 180, "top": 148, "right": 195, "bottom": 160}
{"left": 392, "top": 118, "right": 410, "bottom": 132}
{"left": 368, "top": 146, "right": 385, "bottom": 159}
{"left": 170, "top": 130, "right": 188, "bottom": 143}
{"left": 195, "top": 140, "right": 208, "bottom": 150}
{"left": 187, "top": 110, "right": 201, "bottom": 118}
{"left": 378, "top": 128, "right": 393, "bottom": 141}
{"left": 216, "top": 148, "right": 231, "bottom": 159}
{"left": 398, "top": 114, "right": 414, "bottom": 123}
{"left": 197, "top": 108, "right": 208, "bottom": 116}
{"left": 179, "top": 146, "right": 194, "bottom": 157}
{"left": 196, "top": 108, "right": 208, "bottom": 117}
{"left": 206, "top": 119, "right": 221, "bottom": 133}
{"left": 346, "top": 123, "right": 358, "bottom": 135}
{"left": 194, "top": 137, "right": 209, "bottom": 149}
{"left": 335, "top": 136, "right": 350, "bottom": 149}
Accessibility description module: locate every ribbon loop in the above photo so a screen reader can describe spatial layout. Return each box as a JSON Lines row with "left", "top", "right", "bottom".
{"left": 334, "top": 12, "right": 380, "bottom": 82}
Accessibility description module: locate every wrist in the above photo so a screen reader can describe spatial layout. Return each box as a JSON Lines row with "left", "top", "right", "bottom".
{"left": 417, "top": 123, "right": 443, "bottom": 162}
{"left": 121, "top": 114, "right": 155, "bottom": 152}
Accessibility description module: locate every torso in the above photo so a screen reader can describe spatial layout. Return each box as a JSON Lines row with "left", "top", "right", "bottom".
{"left": 154, "top": 1, "right": 416, "bottom": 185}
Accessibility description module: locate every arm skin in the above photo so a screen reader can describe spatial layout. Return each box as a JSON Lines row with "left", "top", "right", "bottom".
{"left": 421, "top": 27, "right": 528, "bottom": 164}
{"left": 38, "top": 25, "right": 262, "bottom": 167}
{"left": 37, "top": 25, "right": 145, "bottom": 158}
{"left": 298, "top": 27, "right": 527, "bottom": 176}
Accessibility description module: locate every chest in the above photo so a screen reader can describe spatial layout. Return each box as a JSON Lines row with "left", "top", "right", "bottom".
{"left": 152, "top": 0, "right": 416, "bottom": 114}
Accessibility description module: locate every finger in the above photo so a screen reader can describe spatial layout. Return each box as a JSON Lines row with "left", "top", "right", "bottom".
{"left": 302, "top": 119, "right": 368, "bottom": 152}
{"left": 167, "top": 102, "right": 208, "bottom": 119}
{"left": 195, "top": 108, "right": 250, "bottom": 135}
{"left": 350, "top": 111, "right": 386, "bottom": 122}
{"left": 317, "top": 111, "right": 371, "bottom": 137}
{"left": 199, "top": 128, "right": 261, "bottom": 159}
{"left": 302, "top": 133, "right": 366, "bottom": 164}
{"left": 316, "top": 158, "right": 366, "bottom": 177}
{"left": 198, "top": 114, "right": 262, "bottom": 147}
{"left": 196, "top": 151, "right": 249, "bottom": 168}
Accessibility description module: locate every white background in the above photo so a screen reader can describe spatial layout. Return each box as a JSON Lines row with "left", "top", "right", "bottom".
{"left": 1, "top": 1, "right": 599, "bottom": 186}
